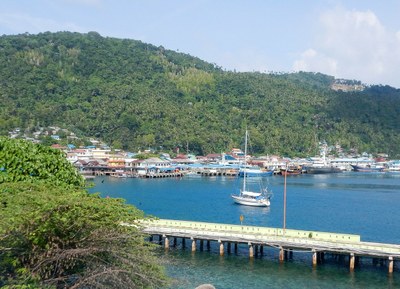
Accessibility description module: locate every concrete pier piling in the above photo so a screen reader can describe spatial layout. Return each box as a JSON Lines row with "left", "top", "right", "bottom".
{"left": 389, "top": 256, "right": 394, "bottom": 274}
{"left": 249, "top": 243, "right": 254, "bottom": 258}
{"left": 279, "top": 247, "right": 285, "bottom": 262}
{"left": 191, "top": 238, "right": 196, "bottom": 252}
{"left": 163, "top": 235, "right": 169, "bottom": 249}
{"left": 219, "top": 241, "right": 224, "bottom": 256}
{"left": 350, "top": 253, "right": 355, "bottom": 271}
{"left": 312, "top": 250, "right": 317, "bottom": 267}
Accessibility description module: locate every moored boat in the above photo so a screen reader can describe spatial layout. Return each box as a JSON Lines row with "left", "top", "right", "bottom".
{"left": 305, "top": 166, "right": 342, "bottom": 174}
{"left": 351, "top": 164, "right": 384, "bottom": 172}
{"left": 231, "top": 190, "right": 271, "bottom": 207}
{"left": 385, "top": 160, "right": 400, "bottom": 172}
{"left": 305, "top": 141, "right": 342, "bottom": 174}
{"left": 280, "top": 167, "right": 302, "bottom": 176}
{"left": 231, "top": 130, "right": 272, "bottom": 207}
{"left": 239, "top": 167, "right": 274, "bottom": 177}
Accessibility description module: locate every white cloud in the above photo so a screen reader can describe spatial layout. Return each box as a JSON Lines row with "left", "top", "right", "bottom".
{"left": 292, "top": 7, "right": 400, "bottom": 87}
{"left": 293, "top": 49, "right": 338, "bottom": 75}
{"left": 0, "top": 13, "right": 84, "bottom": 34}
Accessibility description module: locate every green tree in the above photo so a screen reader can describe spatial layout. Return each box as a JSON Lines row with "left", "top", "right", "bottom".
{"left": 0, "top": 137, "right": 84, "bottom": 187}
{"left": 0, "top": 138, "right": 168, "bottom": 288}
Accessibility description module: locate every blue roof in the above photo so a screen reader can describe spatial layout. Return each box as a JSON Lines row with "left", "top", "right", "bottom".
{"left": 185, "top": 163, "right": 240, "bottom": 169}
{"left": 224, "top": 155, "right": 237, "bottom": 160}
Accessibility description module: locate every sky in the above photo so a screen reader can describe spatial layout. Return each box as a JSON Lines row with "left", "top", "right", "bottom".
{"left": 1, "top": 0, "right": 400, "bottom": 88}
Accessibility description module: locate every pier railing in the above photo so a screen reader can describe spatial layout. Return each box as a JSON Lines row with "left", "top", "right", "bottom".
{"left": 141, "top": 218, "right": 400, "bottom": 273}
{"left": 144, "top": 219, "right": 361, "bottom": 243}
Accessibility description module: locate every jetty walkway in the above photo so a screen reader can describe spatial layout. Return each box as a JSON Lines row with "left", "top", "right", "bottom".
{"left": 142, "top": 219, "right": 400, "bottom": 273}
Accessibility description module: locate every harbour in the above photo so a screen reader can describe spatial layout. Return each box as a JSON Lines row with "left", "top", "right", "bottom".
{"left": 89, "top": 172, "right": 400, "bottom": 288}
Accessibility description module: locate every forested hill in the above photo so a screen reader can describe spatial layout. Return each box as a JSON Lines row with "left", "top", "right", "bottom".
{"left": 1, "top": 31, "right": 400, "bottom": 157}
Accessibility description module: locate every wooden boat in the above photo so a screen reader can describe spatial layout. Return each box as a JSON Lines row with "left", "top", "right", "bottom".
{"left": 280, "top": 167, "right": 302, "bottom": 176}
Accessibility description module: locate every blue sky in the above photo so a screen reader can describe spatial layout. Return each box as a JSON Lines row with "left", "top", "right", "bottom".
{"left": 1, "top": 0, "right": 400, "bottom": 88}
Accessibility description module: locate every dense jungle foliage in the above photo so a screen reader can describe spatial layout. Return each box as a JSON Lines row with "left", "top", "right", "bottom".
{"left": 1, "top": 32, "right": 400, "bottom": 157}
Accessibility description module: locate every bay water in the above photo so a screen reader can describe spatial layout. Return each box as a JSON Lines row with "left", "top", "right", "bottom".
{"left": 90, "top": 172, "right": 400, "bottom": 288}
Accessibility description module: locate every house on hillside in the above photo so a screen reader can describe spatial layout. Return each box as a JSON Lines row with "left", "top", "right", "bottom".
{"left": 171, "top": 154, "right": 197, "bottom": 165}
{"left": 91, "top": 148, "right": 111, "bottom": 159}
{"left": 107, "top": 158, "right": 125, "bottom": 169}
{"left": 205, "top": 153, "right": 221, "bottom": 163}
{"left": 67, "top": 148, "right": 93, "bottom": 162}
{"left": 51, "top": 143, "right": 66, "bottom": 150}
{"left": 219, "top": 153, "right": 239, "bottom": 165}
{"left": 51, "top": 135, "right": 60, "bottom": 141}
{"left": 135, "top": 157, "right": 172, "bottom": 176}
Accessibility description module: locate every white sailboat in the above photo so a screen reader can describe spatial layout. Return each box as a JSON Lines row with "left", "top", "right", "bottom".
{"left": 231, "top": 130, "right": 271, "bottom": 207}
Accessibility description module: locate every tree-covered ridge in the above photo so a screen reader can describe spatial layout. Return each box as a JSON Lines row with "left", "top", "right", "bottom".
{"left": 1, "top": 32, "right": 399, "bottom": 157}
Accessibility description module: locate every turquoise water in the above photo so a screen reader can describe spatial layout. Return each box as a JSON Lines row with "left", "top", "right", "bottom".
{"left": 90, "top": 173, "right": 400, "bottom": 288}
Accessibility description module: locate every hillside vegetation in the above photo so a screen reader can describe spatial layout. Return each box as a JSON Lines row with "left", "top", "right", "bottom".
{"left": 1, "top": 32, "right": 400, "bottom": 157}
{"left": 0, "top": 137, "right": 167, "bottom": 288}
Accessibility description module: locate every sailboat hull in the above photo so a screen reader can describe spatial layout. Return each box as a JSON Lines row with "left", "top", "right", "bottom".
{"left": 231, "top": 195, "right": 270, "bottom": 207}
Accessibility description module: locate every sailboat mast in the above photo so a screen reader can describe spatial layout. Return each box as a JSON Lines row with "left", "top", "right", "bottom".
{"left": 243, "top": 130, "right": 248, "bottom": 192}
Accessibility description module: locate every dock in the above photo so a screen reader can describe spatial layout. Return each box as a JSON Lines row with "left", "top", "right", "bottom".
{"left": 142, "top": 219, "right": 399, "bottom": 273}
{"left": 200, "top": 169, "right": 239, "bottom": 177}
{"left": 143, "top": 172, "right": 184, "bottom": 178}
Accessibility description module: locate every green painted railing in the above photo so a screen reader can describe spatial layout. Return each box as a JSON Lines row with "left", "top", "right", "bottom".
{"left": 144, "top": 219, "right": 361, "bottom": 243}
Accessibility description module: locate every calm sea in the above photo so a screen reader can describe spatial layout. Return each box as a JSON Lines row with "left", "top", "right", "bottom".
{"left": 89, "top": 172, "right": 400, "bottom": 289}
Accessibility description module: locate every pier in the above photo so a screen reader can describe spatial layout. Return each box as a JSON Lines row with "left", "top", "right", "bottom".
{"left": 142, "top": 219, "right": 399, "bottom": 273}
{"left": 144, "top": 172, "right": 184, "bottom": 178}
{"left": 200, "top": 169, "right": 239, "bottom": 177}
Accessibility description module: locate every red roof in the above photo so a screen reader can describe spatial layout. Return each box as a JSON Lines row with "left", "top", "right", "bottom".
{"left": 51, "top": 144, "right": 66, "bottom": 149}
{"left": 205, "top": 153, "right": 221, "bottom": 158}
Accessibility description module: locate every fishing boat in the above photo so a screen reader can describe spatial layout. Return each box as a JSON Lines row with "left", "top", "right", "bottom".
{"left": 351, "top": 164, "right": 384, "bottom": 172}
{"left": 305, "top": 166, "right": 342, "bottom": 174}
{"left": 231, "top": 130, "right": 271, "bottom": 207}
{"left": 304, "top": 142, "right": 342, "bottom": 174}
{"left": 280, "top": 167, "right": 302, "bottom": 176}
{"left": 385, "top": 160, "right": 400, "bottom": 172}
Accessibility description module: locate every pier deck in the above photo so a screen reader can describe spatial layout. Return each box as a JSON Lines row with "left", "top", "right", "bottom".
{"left": 142, "top": 219, "right": 399, "bottom": 273}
